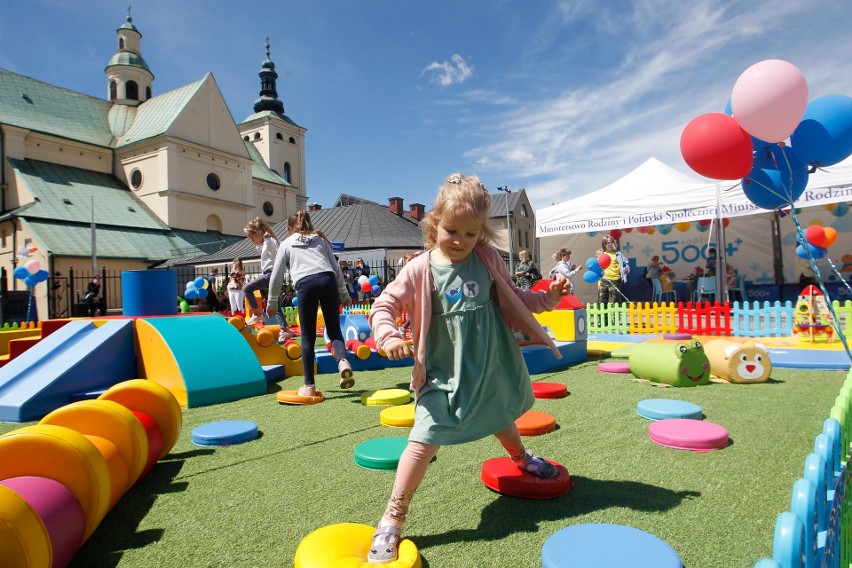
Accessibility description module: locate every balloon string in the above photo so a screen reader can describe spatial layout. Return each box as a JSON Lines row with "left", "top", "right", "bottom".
{"left": 790, "top": 208, "right": 852, "bottom": 362}
{"left": 825, "top": 256, "right": 852, "bottom": 296}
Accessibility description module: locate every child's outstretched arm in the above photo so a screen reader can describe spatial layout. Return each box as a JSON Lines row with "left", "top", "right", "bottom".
{"left": 548, "top": 276, "right": 571, "bottom": 301}
{"left": 369, "top": 267, "right": 415, "bottom": 357}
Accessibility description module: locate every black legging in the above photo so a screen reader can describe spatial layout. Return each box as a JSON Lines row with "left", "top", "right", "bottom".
{"left": 296, "top": 271, "right": 346, "bottom": 386}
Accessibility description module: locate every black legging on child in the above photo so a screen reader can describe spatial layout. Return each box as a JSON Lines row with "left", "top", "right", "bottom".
{"left": 296, "top": 271, "right": 347, "bottom": 386}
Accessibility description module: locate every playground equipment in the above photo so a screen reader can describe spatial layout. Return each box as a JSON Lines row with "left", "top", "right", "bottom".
{"left": 0, "top": 379, "right": 181, "bottom": 568}
{"left": 294, "top": 523, "right": 421, "bottom": 568}
{"left": 628, "top": 340, "right": 711, "bottom": 387}
{"left": 703, "top": 339, "right": 771, "bottom": 383}
{"left": 480, "top": 456, "right": 572, "bottom": 499}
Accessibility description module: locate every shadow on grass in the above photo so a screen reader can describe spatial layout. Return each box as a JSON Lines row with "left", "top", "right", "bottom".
{"left": 409, "top": 476, "right": 700, "bottom": 551}
{"left": 69, "top": 448, "right": 213, "bottom": 567}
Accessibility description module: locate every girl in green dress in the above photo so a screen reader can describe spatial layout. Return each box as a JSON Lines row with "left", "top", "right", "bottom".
{"left": 367, "top": 173, "right": 572, "bottom": 563}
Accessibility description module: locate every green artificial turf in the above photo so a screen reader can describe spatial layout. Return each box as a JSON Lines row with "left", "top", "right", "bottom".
{"left": 0, "top": 361, "right": 845, "bottom": 567}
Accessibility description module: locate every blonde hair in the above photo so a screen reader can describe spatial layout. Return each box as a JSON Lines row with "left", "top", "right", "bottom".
{"left": 243, "top": 217, "right": 277, "bottom": 242}
{"left": 422, "top": 173, "right": 496, "bottom": 248}
{"left": 518, "top": 249, "right": 531, "bottom": 261}
{"left": 553, "top": 248, "right": 571, "bottom": 261}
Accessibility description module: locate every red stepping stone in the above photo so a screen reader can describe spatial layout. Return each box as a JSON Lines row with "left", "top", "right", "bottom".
{"left": 532, "top": 382, "right": 569, "bottom": 399}
{"left": 481, "top": 457, "right": 573, "bottom": 499}
{"left": 515, "top": 410, "right": 557, "bottom": 436}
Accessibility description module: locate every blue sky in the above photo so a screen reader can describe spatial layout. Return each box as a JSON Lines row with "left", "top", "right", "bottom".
{"left": 2, "top": 1, "right": 852, "bottom": 211}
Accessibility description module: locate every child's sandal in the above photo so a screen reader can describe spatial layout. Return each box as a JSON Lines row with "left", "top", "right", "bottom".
{"left": 368, "top": 523, "right": 401, "bottom": 564}
{"left": 518, "top": 450, "right": 559, "bottom": 479}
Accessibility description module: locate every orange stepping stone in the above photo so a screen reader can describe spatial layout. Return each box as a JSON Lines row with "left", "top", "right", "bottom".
{"left": 277, "top": 390, "right": 325, "bottom": 405}
{"left": 515, "top": 410, "right": 556, "bottom": 436}
{"left": 532, "top": 382, "right": 569, "bottom": 399}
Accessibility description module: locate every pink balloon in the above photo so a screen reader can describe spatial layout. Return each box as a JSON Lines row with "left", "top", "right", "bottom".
{"left": 636, "top": 226, "right": 650, "bottom": 234}
{"left": 25, "top": 259, "right": 40, "bottom": 274}
{"left": 731, "top": 59, "right": 808, "bottom": 143}
{"left": 597, "top": 254, "right": 612, "bottom": 270}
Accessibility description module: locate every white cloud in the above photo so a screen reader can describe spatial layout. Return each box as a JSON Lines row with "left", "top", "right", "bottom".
{"left": 422, "top": 54, "right": 473, "bottom": 87}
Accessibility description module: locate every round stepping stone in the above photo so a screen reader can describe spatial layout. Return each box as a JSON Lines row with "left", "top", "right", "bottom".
{"left": 277, "top": 390, "right": 325, "bottom": 405}
{"left": 191, "top": 420, "right": 258, "bottom": 446}
{"left": 663, "top": 332, "right": 693, "bottom": 340}
{"left": 637, "top": 399, "right": 703, "bottom": 421}
{"left": 361, "top": 388, "right": 410, "bottom": 406}
{"left": 515, "top": 410, "right": 557, "bottom": 436}
{"left": 542, "top": 523, "right": 682, "bottom": 568}
{"left": 649, "top": 418, "right": 728, "bottom": 452}
{"left": 380, "top": 404, "right": 415, "bottom": 428}
{"left": 480, "top": 457, "right": 572, "bottom": 499}
{"left": 532, "top": 382, "right": 569, "bottom": 399}
{"left": 354, "top": 437, "right": 409, "bottom": 470}
{"left": 597, "top": 362, "right": 631, "bottom": 374}
{"left": 294, "top": 522, "right": 420, "bottom": 567}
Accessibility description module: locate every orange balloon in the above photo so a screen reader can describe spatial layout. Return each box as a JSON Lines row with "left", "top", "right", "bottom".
{"left": 823, "top": 227, "right": 838, "bottom": 248}
{"left": 675, "top": 222, "right": 691, "bottom": 232}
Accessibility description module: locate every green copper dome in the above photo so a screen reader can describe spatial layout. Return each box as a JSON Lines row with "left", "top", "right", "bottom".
{"left": 106, "top": 52, "right": 152, "bottom": 74}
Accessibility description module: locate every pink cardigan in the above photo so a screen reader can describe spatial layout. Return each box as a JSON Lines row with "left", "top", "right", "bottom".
{"left": 369, "top": 245, "right": 561, "bottom": 392}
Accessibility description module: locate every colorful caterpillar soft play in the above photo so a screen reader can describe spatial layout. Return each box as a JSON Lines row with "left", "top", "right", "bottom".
{"left": 628, "top": 340, "right": 711, "bottom": 387}
{"left": 0, "top": 379, "right": 181, "bottom": 568}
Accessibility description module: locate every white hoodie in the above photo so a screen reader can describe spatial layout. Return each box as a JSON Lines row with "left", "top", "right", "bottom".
{"left": 268, "top": 232, "right": 349, "bottom": 304}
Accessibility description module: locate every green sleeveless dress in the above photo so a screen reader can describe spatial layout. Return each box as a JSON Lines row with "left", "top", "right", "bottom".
{"left": 410, "top": 252, "right": 534, "bottom": 445}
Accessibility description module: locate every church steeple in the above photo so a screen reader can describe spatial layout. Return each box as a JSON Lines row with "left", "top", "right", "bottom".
{"left": 105, "top": 7, "right": 154, "bottom": 106}
{"left": 253, "top": 38, "right": 285, "bottom": 115}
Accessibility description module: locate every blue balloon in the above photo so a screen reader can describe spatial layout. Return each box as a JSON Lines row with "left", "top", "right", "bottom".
{"left": 185, "top": 288, "right": 198, "bottom": 300}
{"left": 742, "top": 145, "right": 808, "bottom": 209}
{"left": 197, "top": 288, "right": 208, "bottom": 299}
{"left": 371, "top": 284, "right": 382, "bottom": 296}
{"left": 582, "top": 270, "right": 601, "bottom": 284}
{"left": 656, "top": 224, "right": 673, "bottom": 235}
{"left": 291, "top": 296, "right": 298, "bottom": 307}
{"left": 35, "top": 269, "right": 49, "bottom": 283}
{"left": 23, "top": 274, "right": 37, "bottom": 287}
{"left": 368, "top": 275, "right": 379, "bottom": 286}
{"left": 585, "top": 257, "right": 603, "bottom": 274}
{"left": 13, "top": 266, "right": 29, "bottom": 280}
{"left": 796, "top": 243, "right": 828, "bottom": 260}
{"left": 696, "top": 223, "right": 710, "bottom": 232}
{"left": 194, "top": 277, "right": 206, "bottom": 289}
{"left": 791, "top": 95, "right": 852, "bottom": 167}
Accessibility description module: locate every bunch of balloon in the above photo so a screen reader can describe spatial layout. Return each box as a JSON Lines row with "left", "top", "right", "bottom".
{"left": 12, "top": 259, "right": 49, "bottom": 323}
{"left": 681, "top": 59, "right": 852, "bottom": 211}
{"left": 582, "top": 254, "right": 611, "bottom": 285}
{"left": 183, "top": 277, "right": 209, "bottom": 303}
{"left": 358, "top": 274, "right": 383, "bottom": 297}
{"left": 796, "top": 225, "right": 838, "bottom": 262}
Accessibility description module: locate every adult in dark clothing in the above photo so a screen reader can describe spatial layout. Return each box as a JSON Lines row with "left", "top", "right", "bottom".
{"left": 84, "top": 276, "right": 101, "bottom": 317}
{"left": 206, "top": 268, "right": 221, "bottom": 312}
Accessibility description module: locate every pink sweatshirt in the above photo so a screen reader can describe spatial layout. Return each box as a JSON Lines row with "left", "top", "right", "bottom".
{"left": 369, "top": 244, "right": 561, "bottom": 392}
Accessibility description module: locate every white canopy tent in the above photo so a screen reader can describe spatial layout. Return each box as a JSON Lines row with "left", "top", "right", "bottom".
{"left": 535, "top": 156, "right": 852, "bottom": 304}
{"left": 536, "top": 156, "right": 852, "bottom": 238}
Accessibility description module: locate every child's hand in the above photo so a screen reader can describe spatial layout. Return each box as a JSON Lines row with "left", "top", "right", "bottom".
{"left": 265, "top": 299, "right": 278, "bottom": 317}
{"left": 548, "top": 277, "right": 571, "bottom": 301}
{"left": 341, "top": 295, "right": 352, "bottom": 307}
{"left": 384, "top": 338, "right": 414, "bottom": 361}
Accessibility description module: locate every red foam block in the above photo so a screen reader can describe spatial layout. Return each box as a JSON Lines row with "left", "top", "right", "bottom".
{"left": 481, "top": 457, "right": 573, "bottom": 499}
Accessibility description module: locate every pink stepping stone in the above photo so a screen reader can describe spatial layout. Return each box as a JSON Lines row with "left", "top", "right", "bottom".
{"left": 649, "top": 418, "right": 729, "bottom": 452}
{"left": 597, "top": 362, "right": 631, "bottom": 374}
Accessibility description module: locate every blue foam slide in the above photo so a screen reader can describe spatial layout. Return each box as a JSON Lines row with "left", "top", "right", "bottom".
{"left": 522, "top": 341, "right": 587, "bottom": 375}
{"left": 0, "top": 320, "right": 137, "bottom": 422}
{"left": 768, "top": 348, "right": 852, "bottom": 370}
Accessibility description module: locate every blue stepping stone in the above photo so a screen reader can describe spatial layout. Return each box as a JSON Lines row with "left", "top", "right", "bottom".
{"left": 191, "top": 420, "right": 258, "bottom": 446}
{"left": 637, "top": 399, "right": 703, "bottom": 421}
{"left": 353, "top": 437, "right": 408, "bottom": 470}
{"left": 542, "top": 523, "right": 682, "bottom": 568}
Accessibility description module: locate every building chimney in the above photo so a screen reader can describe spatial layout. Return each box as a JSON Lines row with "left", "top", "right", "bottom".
{"left": 308, "top": 202, "right": 322, "bottom": 211}
{"left": 389, "top": 196, "right": 404, "bottom": 216}
{"left": 409, "top": 203, "right": 425, "bottom": 221}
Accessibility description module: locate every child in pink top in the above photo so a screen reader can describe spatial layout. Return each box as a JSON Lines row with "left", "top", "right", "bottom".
{"left": 366, "top": 173, "right": 571, "bottom": 563}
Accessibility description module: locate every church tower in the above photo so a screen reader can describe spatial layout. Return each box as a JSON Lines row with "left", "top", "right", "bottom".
{"left": 105, "top": 10, "right": 154, "bottom": 106}
{"left": 240, "top": 39, "right": 307, "bottom": 210}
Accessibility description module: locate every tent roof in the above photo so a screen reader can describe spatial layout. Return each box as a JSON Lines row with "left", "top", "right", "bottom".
{"left": 536, "top": 155, "right": 852, "bottom": 237}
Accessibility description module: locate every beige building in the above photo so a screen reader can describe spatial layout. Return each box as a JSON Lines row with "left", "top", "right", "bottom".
{"left": 0, "top": 15, "right": 307, "bottom": 319}
{"left": 489, "top": 188, "right": 538, "bottom": 264}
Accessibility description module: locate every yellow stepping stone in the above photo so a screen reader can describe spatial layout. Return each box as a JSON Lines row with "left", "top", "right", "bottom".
{"left": 380, "top": 404, "right": 415, "bottom": 427}
{"left": 361, "top": 388, "right": 410, "bottom": 406}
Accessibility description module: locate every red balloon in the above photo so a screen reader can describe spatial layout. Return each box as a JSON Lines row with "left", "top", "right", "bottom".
{"left": 805, "top": 225, "right": 827, "bottom": 248}
{"left": 623, "top": 227, "right": 633, "bottom": 233}
{"left": 609, "top": 229, "right": 622, "bottom": 240}
{"left": 722, "top": 218, "right": 730, "bottom": 228}
{"left": 680, "top": 113, "right": 754, "bottom": 180}
{"left": 360, "top": 282, "right": 372, "bottom": 292}
{"left": 597, "top": 254, "right": 612, "bottom": 269}
{"left": 698, "top": 219, "right": 712, "bottom": 227}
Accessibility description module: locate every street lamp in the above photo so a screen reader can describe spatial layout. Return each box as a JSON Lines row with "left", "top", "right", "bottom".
{"left": 497, "top": 186, "right": 513, "bottom": 273}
